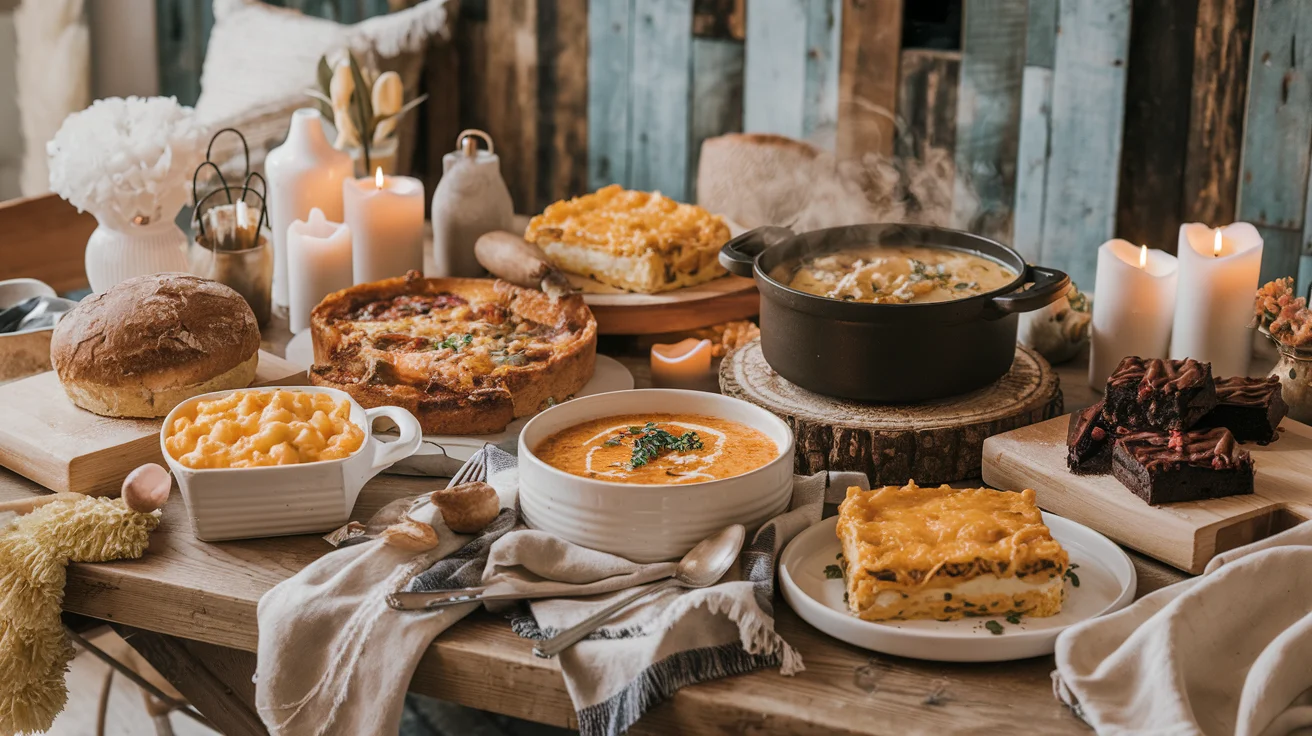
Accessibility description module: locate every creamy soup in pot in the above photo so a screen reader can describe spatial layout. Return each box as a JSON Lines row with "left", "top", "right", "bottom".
{"left": 776, "top": 245, "right": 1017, "bottom": 304}
{"left": 534, "top": 413, "right": 777, "bottom": 484}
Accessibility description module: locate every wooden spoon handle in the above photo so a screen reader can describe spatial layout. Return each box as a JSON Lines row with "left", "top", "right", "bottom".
{"left": 0, "top": 492, "right": 84, "bottom": 515}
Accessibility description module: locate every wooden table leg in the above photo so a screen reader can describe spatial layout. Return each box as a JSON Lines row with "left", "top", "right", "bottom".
{"left": 113, "top": 625, "right": 267, "bottom": 736}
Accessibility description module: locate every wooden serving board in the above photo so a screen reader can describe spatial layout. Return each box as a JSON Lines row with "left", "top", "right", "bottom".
{"left": 982, "top": 416, "right": 1312, "bottom": 574}
{"left": 0, "top": 350, "right": 304, "bottom": 496}
{"left": 571, "top": 274, "right": 760, "bottom": 335}
{"left": 721, "top": 341, "right": 1063, "bottom": 484}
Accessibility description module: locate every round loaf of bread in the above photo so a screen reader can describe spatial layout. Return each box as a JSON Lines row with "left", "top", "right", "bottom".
{"left": 51, "top": 273, "right": 261, "bottom": 418}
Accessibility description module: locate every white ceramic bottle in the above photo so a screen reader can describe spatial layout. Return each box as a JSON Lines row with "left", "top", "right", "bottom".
{"left": 431, "top": 129, "right": 514, "bottom": 278}
{"left": 264, "top": 109, "right": 354, "bottom": 307}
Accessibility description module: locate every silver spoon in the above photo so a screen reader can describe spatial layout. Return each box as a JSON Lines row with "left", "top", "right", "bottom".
{"left": 532, "top": 524, "right": 746, "bottom": 659}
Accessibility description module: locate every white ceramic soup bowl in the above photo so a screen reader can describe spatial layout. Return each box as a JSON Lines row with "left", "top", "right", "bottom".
{"left": 518, "top": 389, "right": 795, "bottom": 562}
{"left": 160, "top": 386, "right": 423, "bottom": 541}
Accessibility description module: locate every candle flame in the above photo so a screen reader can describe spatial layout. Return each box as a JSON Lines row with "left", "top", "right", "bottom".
{"left": 1213, "top": 229, "right": 1223, "bottom": 257}
{"left": 1139, "top": 245, "right": 1148, "bottom": 269}
{"left": 374, "top": 167, "right": 385, "bottom": 189}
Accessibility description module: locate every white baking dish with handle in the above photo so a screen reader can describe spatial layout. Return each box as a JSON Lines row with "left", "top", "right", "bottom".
{"left": 160, "top": 385, "right": 423, "bottom": 541}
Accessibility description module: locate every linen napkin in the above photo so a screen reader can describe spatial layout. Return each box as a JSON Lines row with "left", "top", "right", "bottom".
{"left": 1052, "top": 521, "right": 1312, "bottom": 736}
{"left": 406, "top": 446, "right": 868, "bottom": 736}
{"left": 253, "top": 451, "right": 516, "bottom": 736}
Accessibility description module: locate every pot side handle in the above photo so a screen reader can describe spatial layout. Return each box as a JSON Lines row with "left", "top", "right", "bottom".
{"left": 718, "top": 226, "right": 793, "bottom": 278}
{"left": 988, "top": 265, "right": 1071, "bottom": 316}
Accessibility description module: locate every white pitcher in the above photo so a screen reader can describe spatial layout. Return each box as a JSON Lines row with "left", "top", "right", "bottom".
{"left": 431, "top": 129, "right": 514, "bottom": 278}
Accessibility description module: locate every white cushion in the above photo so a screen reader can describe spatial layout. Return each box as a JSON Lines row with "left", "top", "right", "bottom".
{"left": 193, "top": 0, "right": 450, "bottom": 178}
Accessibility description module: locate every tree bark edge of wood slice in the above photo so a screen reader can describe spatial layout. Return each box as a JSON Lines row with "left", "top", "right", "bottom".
{"left": 719, "top": 341, "right": 1063, "bottom": 484}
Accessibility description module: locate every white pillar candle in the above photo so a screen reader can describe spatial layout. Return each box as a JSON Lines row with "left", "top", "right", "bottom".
{"left": 287, "top": 207, "right": 353, "bottom": 334}
{"left": 343, "top": 168, "right": 425, "bottom": 284}
{"left": 264, "top": 109, "right": 353, "bottom": 308}
{"left": 1089, "top": 239, "right": 1179, "bottom": 390}
{"left": 651, "top": 338, "right": 715, "bottom": 390}
{"left": 1170, "top": 223, "right": 1264, "bottom": 376}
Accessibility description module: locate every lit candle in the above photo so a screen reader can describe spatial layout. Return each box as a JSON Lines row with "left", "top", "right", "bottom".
{"left": 342, "top": 168, "right": 425, "bottom": 284}
{"left": 1170, "top": 222, "right": 1264, "bottom": 376}
{"left": 651, "top": 338, "right": 715, "bottom": 390}
{"left": 286, "top": 207, "right": 353, "bottom": 334}
{"left": 1089, "top": 239, "right": 1179, "bottom": 389}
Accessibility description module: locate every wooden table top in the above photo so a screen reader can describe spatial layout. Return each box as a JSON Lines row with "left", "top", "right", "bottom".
{"left": 0, "top": 321, "right": 1188, "bottom": 735}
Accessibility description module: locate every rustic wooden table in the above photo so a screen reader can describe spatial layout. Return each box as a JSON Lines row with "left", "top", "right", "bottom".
{"left": 0, "top": 319, "right": 1190, "bottom": 736}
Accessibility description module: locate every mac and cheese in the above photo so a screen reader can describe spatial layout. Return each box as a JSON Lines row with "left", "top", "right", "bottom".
{"left": 165, "top": 390, "right": 364, "bottom": 469}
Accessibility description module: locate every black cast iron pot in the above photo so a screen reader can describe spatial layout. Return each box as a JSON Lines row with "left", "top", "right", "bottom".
{"left": 720, "top": 224, "right": 1070, "bottom": 402}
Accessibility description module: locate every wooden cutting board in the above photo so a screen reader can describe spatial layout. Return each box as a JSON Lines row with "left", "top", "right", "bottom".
{"left": 982, "top": 415, "right": 1312, "bottom": 574}
{"left": 722, "top": 341, "right": 1063, "bottom": 484}
{"left": 571, "top": 274, "right": 760, "bottom": 335}
{"left": 0, "top": 350, "right": 304, "bottom": 496}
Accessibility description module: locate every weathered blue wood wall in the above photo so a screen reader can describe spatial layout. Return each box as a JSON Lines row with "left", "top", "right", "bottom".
{"left": 1038, "top": 0, "right": 1132, "bottom": 289}
{"left": 155, "top": 0, "right": 1312, "bottom": 293}
{"left": 1238, "top": 0, "right": 1312, "bottom": 288}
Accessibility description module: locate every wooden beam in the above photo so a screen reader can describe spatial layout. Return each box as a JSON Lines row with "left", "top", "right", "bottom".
{"left": 1184, "top": 0, "right": 1256, "bottom": 228}
{"left": 1012, "top": 0, "right": 1058, "bottom": 263}
{"left": 1039, "top": 0, "right": 1133, "bottom": 290}
{"left": 1116, "top": 0, "right": 1200, "bottom": 255}
{"left": 0, "top": 194, "right": 96, "bottom": 293}
{"left": 536, "top": 0, "right": 590, "bottom": 207}
{"left": 836, "top": 0, "right": 902, "bottom": 157}
{"left": 689, "top": 37, "right": 746, "bottom": 198}
{"left": 744, "top": 0, "right": 841, "bottom": 147}
{"left": 629, "top": 0, "right": 695, "bottom": 199}
{"left": 952, "top": 0, "right": 1028, "bottom": 241}
{"left": 1238, "top": 0, "right": 1312, "bottom": 284}
{"left": 117, "top": 627, "right": 266, "bottom": 736}
{"left": 483, "top": 1, "right": 540, "bottom": 213}
{"left": 895, "top": 49, "right": 961, "bottom": 166}
{"left": 588, "top": 0, "right": 635, "bottom": 189}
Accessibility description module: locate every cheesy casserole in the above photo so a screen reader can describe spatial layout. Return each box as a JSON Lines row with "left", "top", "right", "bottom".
{"left": 837, "top": 482, "right": 1068, "bottom": 621}
{"left": 165, "top": 389, "right": 364, "bottom": 469}
{"left": 524, "top": 185, "right": 730, "bottom": 293}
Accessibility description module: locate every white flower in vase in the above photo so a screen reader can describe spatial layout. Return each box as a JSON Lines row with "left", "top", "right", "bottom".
{"left": 46, "top": 96, "right": 207, "bottom": 291}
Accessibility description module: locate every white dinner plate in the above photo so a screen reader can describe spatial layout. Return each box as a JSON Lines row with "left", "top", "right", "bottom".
{"left": 779, "top": 512, "right": 1136, "bottom": 662}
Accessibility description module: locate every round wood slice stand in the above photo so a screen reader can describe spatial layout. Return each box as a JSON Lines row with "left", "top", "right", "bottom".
{"left": 720, "top": 341, "right": 1063, "bottom": 484}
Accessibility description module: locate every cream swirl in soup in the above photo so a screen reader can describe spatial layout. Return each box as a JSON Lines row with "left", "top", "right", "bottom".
{"left": 534, "top": 413, "right": 777, "bottom": 484}
{"left": 779, "top": 245, "right": 1017, "bottom": 304}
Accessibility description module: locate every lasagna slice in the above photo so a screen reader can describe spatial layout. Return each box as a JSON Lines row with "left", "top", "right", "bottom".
{"left": 837, "top": 482, "right": 1068, "bottom": 622}
{"left": 524, "top": 185, "right": 730, "bottom": 293}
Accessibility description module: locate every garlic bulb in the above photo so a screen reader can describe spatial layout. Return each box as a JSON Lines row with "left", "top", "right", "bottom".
{"left": 329, "top": 62, "right": 359, "bottom": 149}
{"left": 371, "top": 71, "right": 403, "bottom": 144}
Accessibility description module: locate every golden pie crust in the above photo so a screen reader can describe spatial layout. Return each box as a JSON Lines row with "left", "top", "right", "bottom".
{"left": 309, "top": 272, "right": 597, "bottom": 434}
{"left": 524, "top": 185, "right": 730, "bottom": 293}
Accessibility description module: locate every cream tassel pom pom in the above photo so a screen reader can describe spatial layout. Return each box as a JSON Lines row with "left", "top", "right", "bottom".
{"left": 0, "top": 496, "right": 159, "bottom": 735}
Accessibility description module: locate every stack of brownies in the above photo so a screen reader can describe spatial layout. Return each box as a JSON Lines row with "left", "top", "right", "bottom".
{"left": 1067, "top": 356, "right": 1288, "bottom": 505}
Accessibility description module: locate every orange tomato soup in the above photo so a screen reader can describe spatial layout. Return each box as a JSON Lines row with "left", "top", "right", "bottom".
{"left": 534, "top": 413, "right": 777, "bottom": 485}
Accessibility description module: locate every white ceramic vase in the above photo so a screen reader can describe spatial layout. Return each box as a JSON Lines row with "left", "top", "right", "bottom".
{"left": 84, "top": 214, "right": 189, "bottom": 293}
{"left": 265, "top": 109, "right": 354, "bottom": 307}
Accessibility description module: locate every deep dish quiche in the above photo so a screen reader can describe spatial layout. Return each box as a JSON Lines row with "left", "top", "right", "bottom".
{"left": 524, "top": 184, "right": 731, "bottom": 293}
{"left": 837, "top": 482, "right": 1068, "bottom": 622}
{"left": 309, "top": 272, "right": 597, "bottom": 434}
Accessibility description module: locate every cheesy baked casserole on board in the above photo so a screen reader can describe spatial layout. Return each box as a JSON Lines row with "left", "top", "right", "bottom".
{"left": 310, "top": 272, "right": 596, "bottom": 435}
{"left": 837, "top": 482, "right": 1069, "bottom": 621}
{"left": 524, "top": 185, "right": 731, "bottom": 294}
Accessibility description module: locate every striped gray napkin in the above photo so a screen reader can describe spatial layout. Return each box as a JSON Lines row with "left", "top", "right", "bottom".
{"left": 407, "top": 446, "right": 867, "bottom": 736}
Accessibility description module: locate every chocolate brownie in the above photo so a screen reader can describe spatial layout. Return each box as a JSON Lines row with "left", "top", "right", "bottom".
{"left": 1196, "top": 376, "right": 1287, "bottom": 443}
{"left": 1102, "top": 357, "right": 1217, "bottom": 431}
{"left": 1067, "top": 400, "right": 1114, "bottom": 474}
{"left": 1111, "top": 428, "right": 1254, "bottom": 505}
